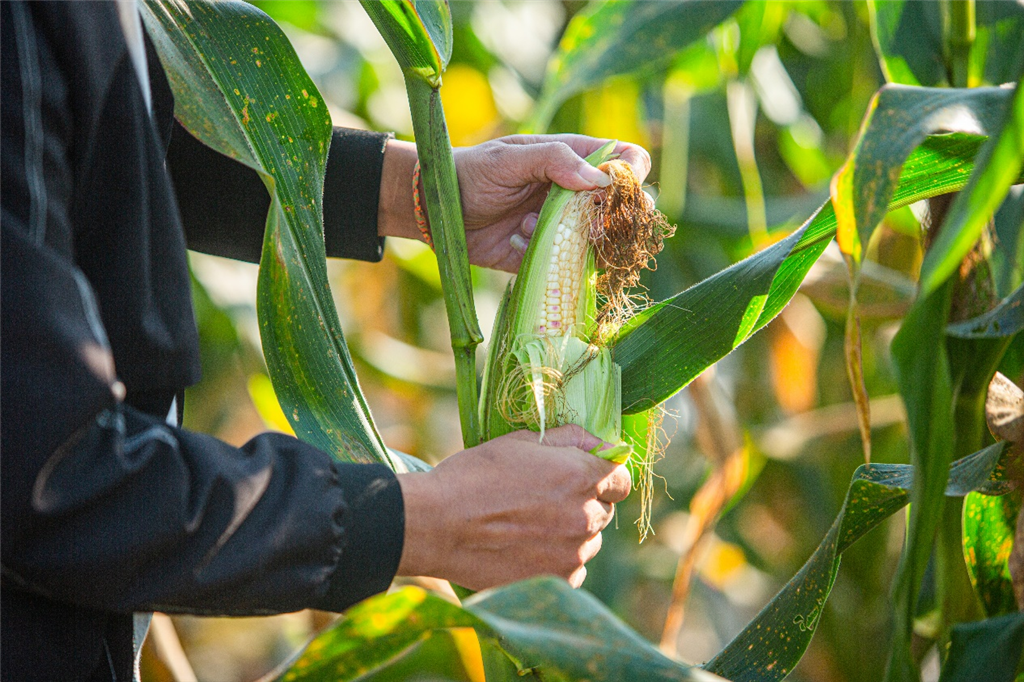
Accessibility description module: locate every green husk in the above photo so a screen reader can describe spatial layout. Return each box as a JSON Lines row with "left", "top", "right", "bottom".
{"left": 479, "top": 141, "right": 676, "bottom": 539}
{"left": 480, "top": 141, "right": 617, "bottom": 442}
{"left": 507, "top": 335, "right": 622, "bottom": 445}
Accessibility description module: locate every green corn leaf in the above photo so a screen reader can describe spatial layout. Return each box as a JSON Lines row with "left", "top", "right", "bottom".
{"left": 963, "top": 490, "right": 1022, "bottom": 617}
{"left": 283, "top": 579, "right": 725, "bottom": 682}
{"left": 354, "top": 629, "right": 518, "bottom": 682}
{"left": 974, "top": 1, "right": 1024, "bottom": 86}
{"left": 465, "top": 578, "right": 725, "bottom": 682}
{"left": 141, "top": 0, "right": 396, "bottom": 468}
{"left": 614, "top": 132, "right": 1024, "bottom": 415}
{"left": 529, "top": 0, "right": 743, "bottom": 132}
{"left": 937, "top": 612, "right": 1024, "bottom": 682}
{"left": 867, "top": 1, "right": 1024, "bottom": 90}
{"left": 704, "top": 441, "right": 1012, "bottom": 682}
{"left": 282, "top": 443, "right": 1011, "bottom": 682}
{"left": 733, "top": 1, "right": 787, "bottom": 77}
{"left": 616, "top": 211, "right": 804, "bottom": 414}
{"left": 886, "top": 283, "right": 955, "bottom": 682}
{"left": 919, "top": 77, "right": 1024, "bottom": 295}
{"left": 358, "top": 0, "right": 452, "bottom": 86}
{"left": 253, "top": 1, "right": 320, "bottom": 33}
{"left": 279, "top": 587, "right": 482, "bottom": 681}
{"left": 947, "top": 283, "right": 1024, "bottom": 339}
{"left": 831, "top": 85, "right": 1015, "bottom": 263}
{"left": 867, "top": 0, "right": 946, "bottom": 87}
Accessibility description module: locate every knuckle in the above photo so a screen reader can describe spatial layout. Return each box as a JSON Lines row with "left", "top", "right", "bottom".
{"left": 590, "top": 532, "right": 604, "bottom": 557}
{"left": 572, "top": 544, "right": 590, "bottom": 569}
{"left": 588, "top": 459, "right": 614, "bottom": 489}
{"left": 557, "top": 549, "right": 584, "bottom": 577}
{"left": 547, "top": 141, "right": 580, "bottom": 171}
{"left": 548, "top": 140, "right": 574, "bottom": 157}
{"left": 561, "top": 424, "right": 588, "bottom": 448}
{"left": 601, "top": 510, "right": 614, "bottom": 531}
{"left": 571, "top": 509, "right": 593, "bottom": 537}
{"left": 576, "top": 533, "right": 602, "bottom": 566}
{"left": 484, "top": 141, "right": 508, "bottom": 164}
{"left": 582, "top": 501, "right": 606, "bottom": 533}
{"left": 612, "top": 467, "right": 632, "bottom": 497}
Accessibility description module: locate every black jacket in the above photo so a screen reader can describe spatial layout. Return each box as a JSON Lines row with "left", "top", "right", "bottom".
{"left": 1, "top": 3, "right": 405, "bottom": 680}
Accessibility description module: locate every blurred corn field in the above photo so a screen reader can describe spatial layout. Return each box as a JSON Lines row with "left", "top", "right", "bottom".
{"left": 142, "top": 1, "right": 1024, "bottom": 681}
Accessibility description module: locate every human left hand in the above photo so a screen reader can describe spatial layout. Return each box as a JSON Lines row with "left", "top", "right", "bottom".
{"left": 396, "top": 424, "right": 632, "bottom": 590}
{"left": 453, "top": 135, "right": 652, "bottom": 273}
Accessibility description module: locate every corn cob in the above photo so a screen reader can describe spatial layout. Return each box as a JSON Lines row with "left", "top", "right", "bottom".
{"left": 480, "top": 142, "right": 674, "bottom": 532}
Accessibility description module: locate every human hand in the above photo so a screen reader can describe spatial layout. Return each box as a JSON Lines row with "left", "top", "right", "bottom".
{"left": 453, "top": 135, "right": 652, "bottom": 273}
{"left": 396, "top": 425, "right": 631, "bottom": 590}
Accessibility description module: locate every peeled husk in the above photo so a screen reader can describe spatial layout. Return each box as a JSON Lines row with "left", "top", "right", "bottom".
{"left": 489, "top": 157, "right": 675, "bottom": 539}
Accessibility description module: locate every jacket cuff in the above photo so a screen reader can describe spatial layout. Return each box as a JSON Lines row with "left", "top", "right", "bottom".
{"left": 323, "top": 129, "right": 392, "bottom": 263}
{"left": 318, "top": 462, "right": 404, "bottom": 611}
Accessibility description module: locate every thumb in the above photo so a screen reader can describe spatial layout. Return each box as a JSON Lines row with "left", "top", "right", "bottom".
{"left": 540, "top": 424, "right": 608, "bottom": 452}
{"left": 500, "top": 142, "right": 611, "bottom": 191}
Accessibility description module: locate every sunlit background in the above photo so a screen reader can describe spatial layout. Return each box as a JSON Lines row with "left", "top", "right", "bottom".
{"left": 142, "top": 2, "right": 1023, "bottom": 681}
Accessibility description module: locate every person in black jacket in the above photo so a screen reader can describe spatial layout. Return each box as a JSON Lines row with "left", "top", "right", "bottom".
{"left": 0, "top": 3, "right": 647, "bottom": 680}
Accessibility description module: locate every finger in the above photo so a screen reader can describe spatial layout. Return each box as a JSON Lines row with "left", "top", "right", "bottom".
{"left": 508, "top": 212, "right": 538, "bottom": 255}
{"left": 580, "top": 531, "right": 604, "bottom": 565}
{"left": 568, "top": 565, "right": 587, "bottom": 588}
{"left": 613, "top": 142, "right": 652, "bottom": 182}
{"left": 584, "top": 498, "right": 615, "bottom": 535}
{"left": 510, "top": 233, "right": 529, "bottom": 254}
{"left": 497, "top": 134, "right": 652, "bottom": 183}
{"left": 539, "top": 424, "right": 606, "bottom": 452}
{"left": 497, "top": 133, "right": 613, "bottom": 157}
{"left": 522, "top": 212, "right": 538, "bottom": 236}
{"left": 494, "top": 141, "right": 611, "bottom": 191}
{"left": 596, "top": 464, "right": 632, "bottom": 504}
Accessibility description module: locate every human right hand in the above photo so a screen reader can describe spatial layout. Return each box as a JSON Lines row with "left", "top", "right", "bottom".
{"left": 396, "top": 425, "right": 631, "bottom": 590}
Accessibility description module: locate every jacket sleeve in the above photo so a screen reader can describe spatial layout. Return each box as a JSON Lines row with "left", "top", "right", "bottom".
{"left": 1, "top": 136, "right": 404, "bottom": 620}
{"left": 1, "top": 217, "right": 404, "bottom": 615}
{"left": 168, "top": 121, "right": 391, "bottom": 264}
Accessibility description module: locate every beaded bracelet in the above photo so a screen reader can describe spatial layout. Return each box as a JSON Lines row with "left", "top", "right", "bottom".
{"left": 411, "top": 160, "right": 434, "bottom": 249}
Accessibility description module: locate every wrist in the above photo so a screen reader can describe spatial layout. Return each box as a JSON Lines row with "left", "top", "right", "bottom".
{"left": 396, "top": 470, "right": 451, "bottom": 578}
{"left": 377, "top": 139, "right": 422, "bottom": 241}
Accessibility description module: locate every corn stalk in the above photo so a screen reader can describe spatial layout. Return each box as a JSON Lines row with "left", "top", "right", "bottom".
{"left": 361, "top": 1, "right": 483, "bottom": 447}
{"left": 404, "top": 76, "right": 483, "bottom": 447}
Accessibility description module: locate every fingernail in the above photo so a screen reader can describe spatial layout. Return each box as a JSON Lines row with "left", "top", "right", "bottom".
{"left": 577, "top": 164, "right": 611, "bottom": 188}
{"left": 523, "top": 213, "right": 538, "bottom": 236}
{"left": 510, "top": 233, "right": 529, "bottom": 253}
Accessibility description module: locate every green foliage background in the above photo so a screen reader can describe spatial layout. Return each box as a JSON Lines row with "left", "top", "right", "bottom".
{"left": 154, "top": 2, "right": 1024, "bottom": 681}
